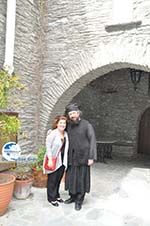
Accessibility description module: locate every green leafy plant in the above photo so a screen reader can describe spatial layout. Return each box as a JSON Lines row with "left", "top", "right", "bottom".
{"left": 0, "top": 113, "right": 21, "bottom": 141}
{"left": 32, "top": 146, "right": 46, "bottom": 171}
{"left": 0, "top": 69, "right": 24, "bottom": 142}
{"left": 0, "top": 69, "right": 24, "bottom": 108}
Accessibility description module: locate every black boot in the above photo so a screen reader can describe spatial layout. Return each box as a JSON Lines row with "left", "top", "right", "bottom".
{"left": 64, "top": 197, "right": 75, "bottom": 204}
{"left": 75, "top": 202, "right": 82, "bottom": 211}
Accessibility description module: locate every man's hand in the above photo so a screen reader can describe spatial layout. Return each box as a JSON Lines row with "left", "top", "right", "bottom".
{"left": 88, "top": 159, "right": 94, "bottom": 166}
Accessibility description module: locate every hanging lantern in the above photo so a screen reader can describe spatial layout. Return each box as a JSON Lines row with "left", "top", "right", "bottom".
{"left": 130, "top": 68, "right": 142, "bottom": 91}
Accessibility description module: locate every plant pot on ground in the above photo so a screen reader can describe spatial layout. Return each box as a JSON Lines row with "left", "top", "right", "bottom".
{"left": 32, "top": 146, "right": 47, "bottom": 188}
{"left": 11, "top": 164, "right": 33, "bottom": 199}
{"left": 14, "top": 174, "right": 33, "bottom": 200}
{"left": 0, "top": 173, "right": 16, "bottom": 216}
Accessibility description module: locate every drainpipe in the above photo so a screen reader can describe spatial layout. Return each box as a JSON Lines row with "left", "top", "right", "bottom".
{"left": 3, "top": 0, "right": 16, "bottom": 74}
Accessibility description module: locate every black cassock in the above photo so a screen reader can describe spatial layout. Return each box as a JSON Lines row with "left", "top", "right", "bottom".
{"left": 65, "top": 119, "right": 97, "bottom": 195}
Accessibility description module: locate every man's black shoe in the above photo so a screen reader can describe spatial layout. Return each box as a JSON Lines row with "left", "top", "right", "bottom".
{"left": 64, "top": 197, "right": 75, "bottom": 204}
{"left": 75, "top": 202, "right": 82, "bottom": 211}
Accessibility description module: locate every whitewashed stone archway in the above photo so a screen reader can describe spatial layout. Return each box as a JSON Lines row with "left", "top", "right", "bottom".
{"left": 39, "top": 41, "right": 150, "bottom": 143}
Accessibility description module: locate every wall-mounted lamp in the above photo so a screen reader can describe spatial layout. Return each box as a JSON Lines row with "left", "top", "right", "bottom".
{"left": 130, "top": 68, "right": 142, "bottom": 91}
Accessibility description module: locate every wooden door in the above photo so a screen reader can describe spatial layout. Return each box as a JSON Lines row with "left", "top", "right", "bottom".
{"left": 138, "top": 108, "right": 150, "bottom": 154}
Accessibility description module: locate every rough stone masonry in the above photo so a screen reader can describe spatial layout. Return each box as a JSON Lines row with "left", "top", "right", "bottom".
{"left": 0, "top": 0, "right": 150, "bottom": 154}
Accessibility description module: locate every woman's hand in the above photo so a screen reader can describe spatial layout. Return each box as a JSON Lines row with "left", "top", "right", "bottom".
{"left": 48, "top": 157, "right": 53, "bottom": 167}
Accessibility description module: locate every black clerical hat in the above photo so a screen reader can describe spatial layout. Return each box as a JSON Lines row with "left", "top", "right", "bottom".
{"left": 65, "top": 103, "right": 80, "bottom": 114}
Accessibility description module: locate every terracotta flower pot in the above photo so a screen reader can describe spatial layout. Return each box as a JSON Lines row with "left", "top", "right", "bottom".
{"left": 0, "top": 173, "right": 16, "bottom": 216}
{"left": 32, "top": 168, "right": 47, "bottom": 188}
{"left": 13, "top": 176, "right": 33, "bottom": 199}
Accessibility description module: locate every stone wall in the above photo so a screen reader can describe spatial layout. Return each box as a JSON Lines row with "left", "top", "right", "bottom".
{"left": 14, "top": 0, "right": 44, "bottom": 152}
{"left": 39, "top": 0, "right": 150, "bottom": 147}
{"left": 0, "top": 0, "right": 6, "bottom": 66}
{"left": 1, "top": 0, "right": 150, "bottom": 153}
{"left": 72, "top": 68, "right": 150, "bottom": 149}
{"left": 0, "top": 0, "right": 43, "bottom": 152}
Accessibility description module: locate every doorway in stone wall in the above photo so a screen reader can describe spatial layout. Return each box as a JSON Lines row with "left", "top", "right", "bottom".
{"left": 138, "top": 107, "right": 150, "bottom": 155}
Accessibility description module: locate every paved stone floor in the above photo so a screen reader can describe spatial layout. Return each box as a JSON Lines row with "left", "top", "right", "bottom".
{"left": 1, "top": 154, "right": 150, "bottom": 226}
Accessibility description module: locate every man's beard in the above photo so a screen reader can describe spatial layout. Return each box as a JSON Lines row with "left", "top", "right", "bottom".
{"left": 69, "top": 117, "right": 80, "bottom": 126}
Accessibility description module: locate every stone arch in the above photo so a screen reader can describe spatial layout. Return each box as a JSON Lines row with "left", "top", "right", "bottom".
{"left": 39, "top": 41, "right": 150, "bottom": 143}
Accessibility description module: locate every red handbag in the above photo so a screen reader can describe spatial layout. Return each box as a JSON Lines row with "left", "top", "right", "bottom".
{"left": 44, "top": 155, "right": 57, "bottom": 171}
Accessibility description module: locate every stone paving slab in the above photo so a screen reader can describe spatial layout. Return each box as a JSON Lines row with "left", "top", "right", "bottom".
{"left": 1, "top": 156, "right": 150, "bottom": 226}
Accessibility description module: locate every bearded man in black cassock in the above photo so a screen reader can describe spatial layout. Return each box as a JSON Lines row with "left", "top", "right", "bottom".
{"left": 64, "top": 103, "right": 97, "bottom": 211}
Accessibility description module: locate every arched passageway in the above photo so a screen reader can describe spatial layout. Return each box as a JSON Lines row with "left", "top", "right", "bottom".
{"left": 45, "top": 66, "right": 150, "bottom": 160}
{"left": 39, "top": 40, "right": 150, "bottom": 148}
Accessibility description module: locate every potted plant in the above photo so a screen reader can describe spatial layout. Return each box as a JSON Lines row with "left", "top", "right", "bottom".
{"left": 0, "top": 173, "right": 16, "bottom": 216}
{"left": 32, "top": 146, "right": 47, "bottom": 188}
{"left": 12, "top": 163, "right": 33, "bottom": 199}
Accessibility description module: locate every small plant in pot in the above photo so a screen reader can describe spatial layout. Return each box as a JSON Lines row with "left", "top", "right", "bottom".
{"left": 12, "top": 163, "right": 33, "bottom": 199}
{"left": 32, "top": 146, "right": 47, "bottom": 188}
